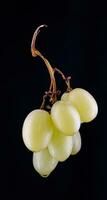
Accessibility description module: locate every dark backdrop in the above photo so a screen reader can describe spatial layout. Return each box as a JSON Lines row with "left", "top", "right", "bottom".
{"left": 0, "top": 1, "right": 106, "bottom": 200}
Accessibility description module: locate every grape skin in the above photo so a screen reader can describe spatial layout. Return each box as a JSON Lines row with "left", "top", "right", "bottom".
{"left": 61, "top": 92, "right": 69, "bottom": 102}
{"left": 33, "top": 148, "right": 58, "bottom": 177}
{"left": 71, "top": 131, "right": 81, "bottom": 155}
{"left": 51, "top": 100, "right": 81, "bottom": 136}
{"left": 22, "top": 109, "right": 53, "bottom": 152}
{"left": 61, "top": 88, "right": 98, "bottom": 122}
{"left": 48, "top": 127, "right": 73, "bottom": 161}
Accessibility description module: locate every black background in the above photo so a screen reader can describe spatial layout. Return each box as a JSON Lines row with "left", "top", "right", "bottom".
{"left": 0, "top": 1, "right": 106, "bottom": 200}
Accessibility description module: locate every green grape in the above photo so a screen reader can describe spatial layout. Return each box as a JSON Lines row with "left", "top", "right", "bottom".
{"left": 48, "top": 126, "right": 73, "bottom": 161}
{"left": 71, "top": 131, "right": 81, "bottom": 155}
{"left": 61, "top": 92, "right": 69, "bottom": 102}
{"left": 61, "top": 88, "right": 98, "bottom": 122}
{"left": 22, "top": 109, "right": 53, "bottom": 152}
{"left": 51, "top": 100, "right": 81, "bottom": 136}
{"left": 33, "top": 148, "right": 58, "bottom": 177}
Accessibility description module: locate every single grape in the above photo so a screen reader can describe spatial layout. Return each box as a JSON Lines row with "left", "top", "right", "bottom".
{"left": 48, "top": 126, "right": 73, "bottom": 161}
{"left": 33, "top": 148, "right": 58, "bottom": 177}
{"left": 61, "top": 88, "right": 98, "bottom": 122}
{"left": 22, "top": 109, "right": 53, "bottom": 152}
{"left": 71, "top": 131, "right": 81, "bottom": 155}
{"left": 51, "top": 100, "right": 81, "bottom": 136}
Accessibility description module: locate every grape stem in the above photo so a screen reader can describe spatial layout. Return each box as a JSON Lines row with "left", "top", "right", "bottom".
{"left": 54, "top": 68, "right": 72, "bottom": 92}
{"left": 31, "top": 24, "right": 72, "bottom": 109}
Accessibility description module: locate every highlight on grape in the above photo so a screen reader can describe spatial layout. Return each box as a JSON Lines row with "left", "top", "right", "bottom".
{"left": 22, "top": 25, "right": 98, "bottom": 177}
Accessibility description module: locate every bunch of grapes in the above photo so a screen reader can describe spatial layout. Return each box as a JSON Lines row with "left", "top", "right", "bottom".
{"left": 22, "top": 25, "right": 98, "bottom": 178}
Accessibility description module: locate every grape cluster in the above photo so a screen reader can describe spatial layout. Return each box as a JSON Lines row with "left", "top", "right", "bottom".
{"left": 22, "top": 88, "right": 98, "bottom": 177}
{"left": 22, "top": 24, "right": 98, "bottom": 177}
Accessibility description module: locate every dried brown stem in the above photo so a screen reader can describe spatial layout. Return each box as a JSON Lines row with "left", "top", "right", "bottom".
{"left": 31, "top": 25, "right": 72, "bottom": 110}
{"left": 54, "top": 68, "right": 72, "bottom": 92}
{"left": 31, "top": 25, "right": 57, "bottom": 106}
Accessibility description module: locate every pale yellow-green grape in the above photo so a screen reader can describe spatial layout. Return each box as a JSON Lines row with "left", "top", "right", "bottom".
{"left": 71, "top": 131, "right": 81, "bottom": 155}
{"left": 51, "top": 101, "right": 81, "bottom": 136}
{"left": 33, "top": 148, "right": 58, "bottom": 177}
{"left": 61, "top": 88, "right": 98, "bottom": 122}
{"left": 48, "top": 126, "right": 73, "bottom": 161}
{"left": 22, "top": 110, "right": 53, "bottom": 152}
{"left": 61, "top": 92, "right": 69, "bottom": 102}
